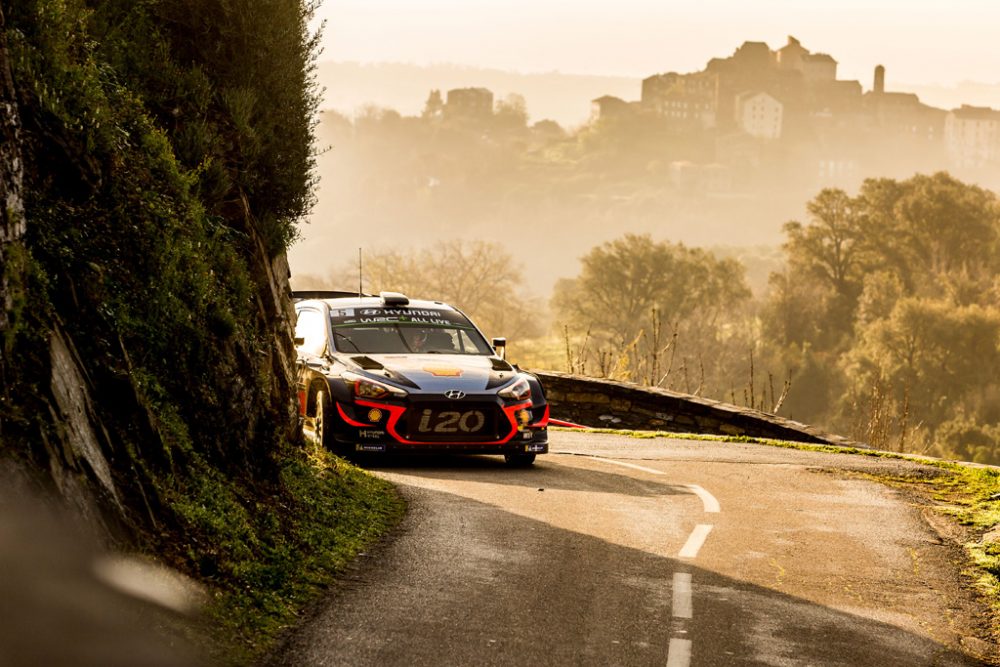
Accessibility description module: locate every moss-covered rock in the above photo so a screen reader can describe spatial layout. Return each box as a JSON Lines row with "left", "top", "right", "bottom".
{"left": 0, "top": 0, "right": 402, "bottom": 660}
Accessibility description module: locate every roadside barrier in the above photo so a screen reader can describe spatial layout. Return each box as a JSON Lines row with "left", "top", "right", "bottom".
{"left": 534, "top": 370, "right": 862, "bottom": 447}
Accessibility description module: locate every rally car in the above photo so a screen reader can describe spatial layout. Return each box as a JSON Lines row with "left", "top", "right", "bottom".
{"left": 292, "top": 291, "right": 549, "bottom": 466}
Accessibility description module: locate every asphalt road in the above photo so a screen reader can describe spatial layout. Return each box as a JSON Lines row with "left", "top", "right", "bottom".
{"left": 266, "top": 431, "right": 995, "bottom": 667}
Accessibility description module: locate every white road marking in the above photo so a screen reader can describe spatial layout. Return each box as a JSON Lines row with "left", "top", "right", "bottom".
{"left": 555, "top": 454, "right": 723, "bottom": 516}
{"left": 573, "top": 455, "right": 665, "bottom": 476}
{"left": 687, "top": 484, "right": 720, "bottom": 513}
{"left": 549, "top": 456, "right": 714, "bottom": 666}
{"left": 672, "top": 572, "right": 693, "bottom": 619}
{"left": 556, "top": 447, "right": 715, "bottom": 667}
{"left": 666, "top": 637, "right": 692, "bottom": 667}
{"left": 679, "top": 524, "right": 714, "bottom": 559}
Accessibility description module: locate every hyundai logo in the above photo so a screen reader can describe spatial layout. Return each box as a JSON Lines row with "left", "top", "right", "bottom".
{"left": 444, "top": 390, "right": 466, "bottom": 399}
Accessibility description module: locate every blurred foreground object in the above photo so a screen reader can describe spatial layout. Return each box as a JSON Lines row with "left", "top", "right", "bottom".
{"left": 0, "top": 471, "right": 205, "bottom": 666}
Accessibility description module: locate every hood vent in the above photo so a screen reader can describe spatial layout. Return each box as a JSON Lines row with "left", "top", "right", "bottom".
{"left": 491, "top": 358, "right": 514, "bottom": 372}
{"left": 352, "top": 355, "right": 385, "bottom": 370}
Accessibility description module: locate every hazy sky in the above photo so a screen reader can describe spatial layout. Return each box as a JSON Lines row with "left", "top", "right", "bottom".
{"left": 313, "top": 0, "right": 1000, "bottom": 86}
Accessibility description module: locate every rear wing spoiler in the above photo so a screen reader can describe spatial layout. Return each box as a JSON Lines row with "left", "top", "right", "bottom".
{"left": 291, "top": 290, "right": 372, "bottom": 303}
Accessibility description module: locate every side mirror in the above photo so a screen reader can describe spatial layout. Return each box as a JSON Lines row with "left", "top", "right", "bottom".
{"left": 492, "top": 337, "right": 507, "bottom": 359}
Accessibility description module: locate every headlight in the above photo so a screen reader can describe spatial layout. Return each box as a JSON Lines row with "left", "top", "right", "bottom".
{"left": 498, "top": 377, "right": 531, "bottom": 401}
{"left": 342, "top": 371, "right": 408, "bottom": 399}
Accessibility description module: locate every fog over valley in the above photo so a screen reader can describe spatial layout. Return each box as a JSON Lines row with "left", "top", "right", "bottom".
{"left": 291, "top": 41, "right": 1000, "bottom": 296}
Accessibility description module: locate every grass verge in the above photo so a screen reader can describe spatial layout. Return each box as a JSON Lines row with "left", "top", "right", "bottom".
{"left": 169, "top": 440, "right": 406, "bottom": 665}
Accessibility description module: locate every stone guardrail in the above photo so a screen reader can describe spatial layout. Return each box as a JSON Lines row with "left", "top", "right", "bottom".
{"left": 533, "top": 370, "right": 864, "bottom": 448}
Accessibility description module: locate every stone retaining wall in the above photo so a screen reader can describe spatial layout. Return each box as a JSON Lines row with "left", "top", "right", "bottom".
{"left": 534, "top": 371, "right": 862, "bottom": 448}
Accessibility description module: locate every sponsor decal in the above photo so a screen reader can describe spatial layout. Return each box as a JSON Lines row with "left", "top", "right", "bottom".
{"left": 424, "top": 364, "right": 463, "bottom": 377}
{"left": 355, "top": 443, "right": 387, "bottom": 453}
{"left": 516, "top": 409, "right": 532, "bottom": 429}
{"left": 526, "top": 443, "right": 547, "bottom": 453}
{"left": 362, "top": 308, "right": 442, "bottom": 316}
{"left": 416, "top": 409, "right": 486, "bottom": 434}
{"left": 359, "top": 429, "right": 385, "bottom": 439}
{"left": 367, "top": 408, "right": 383, "bottom": 422}
{"left": 351, "top": 316, "right": 453, "bottom": 325}
{"left": 351, "top": 308, "right": 452, "bottom": 326}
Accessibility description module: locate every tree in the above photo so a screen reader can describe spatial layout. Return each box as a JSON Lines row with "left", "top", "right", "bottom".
{"left": 422, "top": 89, "right": 444, "bottom": 120}
{"left": 555, "top": 234, "right": 749, "bottom": 342}
{"left": 762, "top": 173, "right": 1000, "bottom": 458}
{"left": 493, "top": 93, "right": 528, "bottom": 130}
{"left": 782, "top": 188, "right": 865, "bottom": 302}
{"left": 553, "top": 234, "right": 752, "bottom": 388}
{"left": 850, "top": 173, "right": 1000, "bottom": 300}
{"left": 842, "top": 299, "right": 1000, "bottom": 431}
{"left": 892, "top": 173, "right": 1000, "bottom": 299}
{"left": 297, "top": 240, "right": 544, "bottom": 340}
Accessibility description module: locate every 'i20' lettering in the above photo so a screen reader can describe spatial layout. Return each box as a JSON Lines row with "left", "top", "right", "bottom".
{"left": 417, "top": 409, "right": 486, "bottom": 433}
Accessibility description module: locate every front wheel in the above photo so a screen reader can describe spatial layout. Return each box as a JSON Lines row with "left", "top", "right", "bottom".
{"left": 314, "top": 388, "right": 331, "bottom": 447}
{"left": 504, "top": 452, "right": 536, "bottom": 467}
{"left": 314, "top": 388, "right": 350, "bottom": 456}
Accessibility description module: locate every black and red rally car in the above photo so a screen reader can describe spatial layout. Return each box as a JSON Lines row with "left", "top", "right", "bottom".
{"left": 292, "top": 291, "right": 549, "bottom": 466}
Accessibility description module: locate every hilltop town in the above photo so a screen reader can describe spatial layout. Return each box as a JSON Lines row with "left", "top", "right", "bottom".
{"left": 416, "top": 36, "right": 1000, "bottom": 194}
{"left": 299, "top": 36, "right": 1000, "bottom": 295}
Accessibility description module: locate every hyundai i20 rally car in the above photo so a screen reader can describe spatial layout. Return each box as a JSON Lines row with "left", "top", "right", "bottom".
{"left": 293, "top": 291, "right": 549, "bottom": 466}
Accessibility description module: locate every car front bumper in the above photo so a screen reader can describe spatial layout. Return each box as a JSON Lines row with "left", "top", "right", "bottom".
{"left": 333, "top": 396, "right": 550, "bottom": 455}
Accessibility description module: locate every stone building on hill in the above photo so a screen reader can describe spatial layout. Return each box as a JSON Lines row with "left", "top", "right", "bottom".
{"left": 444, "top": 87, "right": 494, "bottom": 120}
{"left": 735, "top": 91, "right": 783, "bottom": 140}
{"left": 640, "top": 36, "right": 861, "bottom": 140}
{"left": 624, "top": 36, "right": 1000, "bottom": 185}
{"left": 945, "top": 105, "right": 1000, "bottom": 168}
{"left": 641, "top": 72, "right": 717, "bottom": 129}
{"left": 590, "top": 95, "right": 634, "bottom": 122}
{"left": 415, "top": 36, "right": 1000, "bottom": 190}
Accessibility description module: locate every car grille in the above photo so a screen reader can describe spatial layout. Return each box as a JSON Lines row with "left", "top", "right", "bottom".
{"left": 402, "top": 402, "right": 508, "bottom": 442}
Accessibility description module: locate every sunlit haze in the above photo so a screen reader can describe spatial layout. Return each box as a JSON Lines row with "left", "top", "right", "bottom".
{"left": 296, "top": 0, "right": 1000, "bottom": 294}
{"left": 315, "top": 0, "right": 1000, "bottom": 85}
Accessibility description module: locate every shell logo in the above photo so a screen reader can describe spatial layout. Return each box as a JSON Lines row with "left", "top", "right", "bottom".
{"left": 423, "top": 365, "right": 463, "bottom": 377}
{"left": 367, "top": 408, "right": 383, "bottom": 422}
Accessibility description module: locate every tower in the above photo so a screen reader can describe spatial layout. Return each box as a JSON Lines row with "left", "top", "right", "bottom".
{"left": 874, "top": 65, "right": 885, "bottom": 95}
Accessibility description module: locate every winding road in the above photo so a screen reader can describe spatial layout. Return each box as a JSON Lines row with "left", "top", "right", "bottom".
{"left": 268, "top": 431, "right": 993, "bottom": 666}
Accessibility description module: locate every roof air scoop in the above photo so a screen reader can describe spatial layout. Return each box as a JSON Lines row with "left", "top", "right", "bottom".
{"left": 379, "top": 291, "right": 410, "bottom": 306}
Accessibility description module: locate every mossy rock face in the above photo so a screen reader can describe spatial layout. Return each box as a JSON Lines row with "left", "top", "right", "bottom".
{"left": 0, "top": 2, "right": 405, "bottom": 661}
{"left": 2, "top": 0, "right": 317, "bottom": 489}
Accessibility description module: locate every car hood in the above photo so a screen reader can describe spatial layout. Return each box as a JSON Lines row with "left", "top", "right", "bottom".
{"left": 354, "top": 354, "right": 517, "bottom": 394}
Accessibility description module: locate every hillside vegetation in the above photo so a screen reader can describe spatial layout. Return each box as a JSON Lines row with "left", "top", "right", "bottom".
{"left": 0, "top": 0, "right": 401, "bottom": 660}
{"left": 550, "top": 174, "right": 1000, "bottom": 464}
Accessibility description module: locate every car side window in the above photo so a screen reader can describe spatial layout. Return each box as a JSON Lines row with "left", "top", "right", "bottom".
{"left": 294, "top": 309, "right": 327, "bottom": 356}
{"left": 457, "top": 329, "right": 486, "bottom": 354}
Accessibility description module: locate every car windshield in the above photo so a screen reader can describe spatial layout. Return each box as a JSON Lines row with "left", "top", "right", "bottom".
{"left": 328, "top": 306, "right": 494, "bottom": 355}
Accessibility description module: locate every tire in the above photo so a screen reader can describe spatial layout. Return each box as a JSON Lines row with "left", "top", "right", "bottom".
{"left": 504, "top": 452, "right": 536, "bottom": 467}
{"left": 314, "top": 388, "right": 344, "bottom": 454}
{"left": 316, "top": 389, "right": 358, "bottom": 458}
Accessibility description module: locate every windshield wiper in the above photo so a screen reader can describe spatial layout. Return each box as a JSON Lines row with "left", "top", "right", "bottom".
{"left": 333, "top": 331, "right": 361, "bottom": 352}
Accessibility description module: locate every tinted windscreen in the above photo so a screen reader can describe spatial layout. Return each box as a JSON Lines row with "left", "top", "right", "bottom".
{"left": 328, "top": 307, "right": 494, "bottom": 355}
